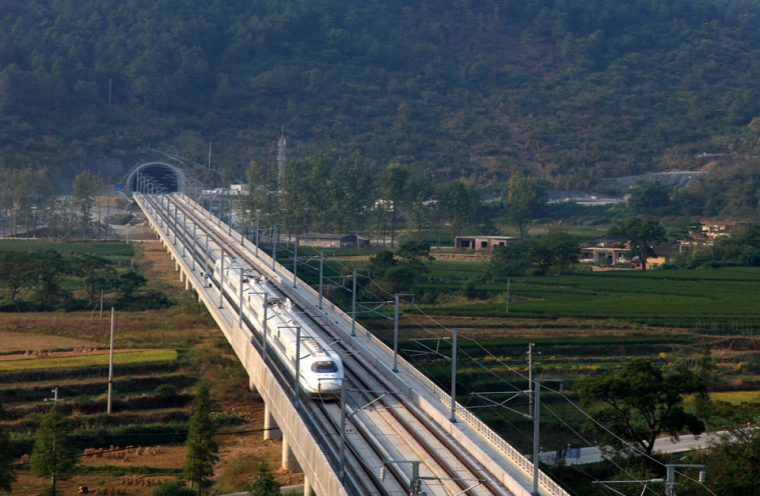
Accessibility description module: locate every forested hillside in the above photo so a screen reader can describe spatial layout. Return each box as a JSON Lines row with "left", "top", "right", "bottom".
{"left": 3, "top": 0, "right": 760, "bottom": 187}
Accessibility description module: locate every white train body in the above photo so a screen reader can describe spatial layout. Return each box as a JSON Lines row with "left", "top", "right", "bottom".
{"left": 213, "top": 259, "right": 343, "bottom": 397}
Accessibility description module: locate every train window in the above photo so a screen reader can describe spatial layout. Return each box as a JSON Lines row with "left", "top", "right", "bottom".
{"left": 311, "top": 361, "right": 338, "bottom": 373}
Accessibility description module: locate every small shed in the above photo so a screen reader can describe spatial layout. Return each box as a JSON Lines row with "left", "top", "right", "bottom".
{"left": 298, "top": 233, "right": 369, "bottom": 248}
{"left": 455, "top": 235, "right": 522, "bottom": 250}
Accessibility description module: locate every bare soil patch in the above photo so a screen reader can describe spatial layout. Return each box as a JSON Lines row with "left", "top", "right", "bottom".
{"left": 0, "top": 330, "right": 96, "bottom": 353}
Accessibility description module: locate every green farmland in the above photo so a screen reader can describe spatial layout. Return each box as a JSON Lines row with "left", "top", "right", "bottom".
{"left": 415, "top": 267, "right": 760, "bottom": 330}
{"left": 0, "top": 240, "right": 135, "bottom": 257}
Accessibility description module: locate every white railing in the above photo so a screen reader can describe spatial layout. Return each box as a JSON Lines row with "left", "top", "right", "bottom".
{"left": 174, "top": 193, "right": 569, "bottom": 496}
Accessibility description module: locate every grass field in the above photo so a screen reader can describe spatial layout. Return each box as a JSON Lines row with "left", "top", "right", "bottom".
{"left": 0, "top": 350, "right": 177, "bottom": 371}
{"left": 412, "top": 266, "right": 760, "bottom": 329}
{"left": 0, "top": 240, "right": 135, "bottom": 257}
{"left": 0, "top": 240, "right": 300, "bottom": 495}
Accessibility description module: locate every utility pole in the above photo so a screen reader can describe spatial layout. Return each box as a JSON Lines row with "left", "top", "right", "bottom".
{"left": 173, "top": 204, "right": 178, "bottom": 246}
{"left": 254, "top": 213, "right": 260, "bottom": 258}
{"left": 277, "top": 124, "right": 286, "bottom": 190}
{"left": 338, "top": 377, "right": 348, "bottom": 482}
{"left": 99, "top": 289, "right": 104, "bottom": 318}
{"left": 532, "top": 379, "right": 562, "bottom": 496}
{"left": 217, "top": 195, "right": 222, "bottom": 227}
{"left": 292, "top": 236, "right": 299, "bottom": 288}
{"left": 294, "top": 326, "right": 303, "bottom": 409}
{"left": 666, "top": 464, "right": 706, "bottom": 496}
{"left": 261, "top": 293, "right": 269, "bottom": 360}
{"left": 506, "top": 278, "right": 511, "bottom": 313}
{"left": 228, "top": 195, "right": 232, "bottom": 235}
{"left": 45, "top": 388, "right": 60, "bottom": 403}
{"left": 392, "top": 294, "right": 414, "bottom": 373}
{"left": 218, "top": 250, "right": 225, "bottom": 309}
{"left": 528, "top": 343, "right": 539, "bottom": 416}
{"left": 318, "top": 251, "right": 326, "bottom": 309}
{"left": 191, "top": 223, "right": 197, "bottom": 272}
{"left": 238, "top": 267, "right": 244, "bottom": 329}
{"left": 271, "top": 225, "right": 278, "bottom": 270}
{"left": 107, "top": 307, "right": 115, "bottom": 414}
{"left": 451, "top": 328, "right": 475, "bottom": 422}
{"left": 351, "top": 267, "right": 360, "bottom": 336}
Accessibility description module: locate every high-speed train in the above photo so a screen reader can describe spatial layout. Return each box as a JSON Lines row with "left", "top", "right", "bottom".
{"left": 213, "top": 258, "right": 344, "bottom": 397}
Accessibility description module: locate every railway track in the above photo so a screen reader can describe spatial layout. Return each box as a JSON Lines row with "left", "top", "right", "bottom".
{"left": 142, "top": 192, "right": 511, "bottom": 496}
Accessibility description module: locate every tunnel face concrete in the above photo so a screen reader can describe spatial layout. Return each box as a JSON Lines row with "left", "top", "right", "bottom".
{"left": 127, "top": 162, "right": 187, "bottom": 195}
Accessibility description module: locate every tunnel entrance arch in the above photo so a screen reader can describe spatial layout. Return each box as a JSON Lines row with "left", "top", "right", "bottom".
{"left": 126, "top": 162, "right": 187, "bottom": 195}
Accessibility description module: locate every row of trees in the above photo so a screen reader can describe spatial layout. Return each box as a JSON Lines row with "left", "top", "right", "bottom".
{"left": 0, "top": 167, "right": 111, "bottom": 241}
{"left": 241, "top": 155, "right": 544, "bottom": 245}
{"left": 0, "top": 384, "right": 281, "bottom": 496}
{"left": 488, "top": 228, "right": 580, "bottom": 277}
{"left": 0, "top": 251, "right": 147, "bottom": 308}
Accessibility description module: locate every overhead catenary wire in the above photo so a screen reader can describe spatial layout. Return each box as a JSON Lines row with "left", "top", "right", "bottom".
{"left": 320, "top": 251, "right": 720, "bottom": 494}
{"left": 215, "top": 209, "right": 715, "bottom": 493}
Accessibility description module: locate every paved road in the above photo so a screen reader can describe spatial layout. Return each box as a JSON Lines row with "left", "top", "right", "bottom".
{"left": 541, "top": 431, "right": 733, "bottom": 465}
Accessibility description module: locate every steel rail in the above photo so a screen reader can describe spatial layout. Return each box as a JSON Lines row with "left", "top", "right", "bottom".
{"left": 141, "top": 193, "right": 393, "bottom": 495}
{"left": 160, "top": 193, "right": 507, "bottom": 495}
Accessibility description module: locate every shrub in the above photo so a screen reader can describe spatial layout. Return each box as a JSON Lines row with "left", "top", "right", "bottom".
{"left": 152, "top": 480, "right": 195, "bottom": 496}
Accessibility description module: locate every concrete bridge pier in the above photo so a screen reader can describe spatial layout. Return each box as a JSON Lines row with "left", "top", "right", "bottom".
{"left": 248, "top": 376, "right": 258, "bottom": 395}
{"left": 263, "top": 404, "right": 281, "bottom": 440}
{"left": 303, "top": 476, "right": 314, "bottom": 496}
{"left": 281, "top": 436, "right": 301, "bottom": 472}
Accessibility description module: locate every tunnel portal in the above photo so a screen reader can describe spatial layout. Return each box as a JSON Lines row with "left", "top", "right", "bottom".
{"left": 126, "top": 162, "right": 187, "bottom": 195}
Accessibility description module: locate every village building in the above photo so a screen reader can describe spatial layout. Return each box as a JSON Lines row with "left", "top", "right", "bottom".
{"left": 700, "top": 220, "right": 754, "bottom": 239}
{"left": 579, "top": 246, "right": 630, "bottom": 265}
{"left": 630, "top": 241, "right": 681, "bottom": 269}
{"left": 298, "top": 233, "right": 369, "bottom": 248}
{"left": 454, "top": 235, "right": 522, "bottom": 250}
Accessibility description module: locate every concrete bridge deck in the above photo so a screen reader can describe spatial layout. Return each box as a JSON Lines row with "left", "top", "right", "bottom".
{"left": 135, "top": 192, "right": 570, "bottom": 496}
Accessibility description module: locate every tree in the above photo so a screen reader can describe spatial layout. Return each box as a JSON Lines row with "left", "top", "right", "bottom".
{"left": 504, "top": 173, "right": 539, "bottom": 238}
{"left": 247, "top": 463, "right": 281, "bottom": 496}
{"left": 0, "top": 251, "right": 35, "bottom": 300}
{"left": 368, "top": 250, "right": 397, "bottom": 279}
{"left": 441, "top": 182, "right": 480, "bottom": 241}
{"left": 396, "top": 240, "right": 434, "bottom": 283}
{"left": 407, "top": 170, "right": 435, "bottom": 242}
{"left": 0, "top": 403, "right": 15, "bottom": 492}
{"left": 74, "top": 254, "right": 116, "bottom": 304}
{"left": 31, "top": 251, "right": 72, "bottom": 304}
{"left": 575, "top": 359, "right": 705, "bottom": 456}
{"left": 31, "top": 407, "right": 77, "bottom": 496}
{"left": 627, "top": 180, "right": 671, "bottom": 215}
{"left": 677, "top": 398, "right": 760, "bottom": 495}
{"left": 381, "top": 163, "right": 409, "bottom": 248}
{"left": 184, "top": 384, "right": 218, "bottom": 496}
{"left": 115, "top": 270, "right": 147, "bottom": 301}
{"left": 608, "top": 218, "right": 666, "bottom": 270}
{"left": 488, "top": 244, "right": 531, "bottom": 278}
{"left": 72, "top": 171, "right": 98, "bottom": 239}
{"left": 530, "top": 228, "right": 579, "bottom": 273}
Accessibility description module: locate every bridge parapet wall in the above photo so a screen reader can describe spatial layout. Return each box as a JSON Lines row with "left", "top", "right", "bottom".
{"left": 134, "top": 194, "right": 346, "bottom": 496}
{"left": 176, "top": 193, "right": 569, "bottom": 496}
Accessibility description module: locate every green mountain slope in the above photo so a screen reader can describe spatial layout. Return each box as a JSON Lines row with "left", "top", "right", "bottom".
{"left": 2, "top": 0, "right": 760, "bottom": 186}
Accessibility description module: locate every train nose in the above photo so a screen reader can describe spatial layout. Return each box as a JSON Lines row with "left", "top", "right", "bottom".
{"left": 319, "top": 380, "right": 340, "bottom": 392}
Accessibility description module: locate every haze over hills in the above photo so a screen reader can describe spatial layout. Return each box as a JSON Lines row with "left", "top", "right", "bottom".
{"left": 2, "top": 0, "right": 760, "bottom": 188}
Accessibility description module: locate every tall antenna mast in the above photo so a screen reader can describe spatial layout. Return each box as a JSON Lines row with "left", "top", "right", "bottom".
{"left": 277, "top": 124, "right": 287, "bottom": 190}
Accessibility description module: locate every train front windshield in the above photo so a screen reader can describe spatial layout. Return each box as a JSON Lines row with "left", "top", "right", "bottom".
{"left": 311, "top": 361, "right": 339, "bottom": 373}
